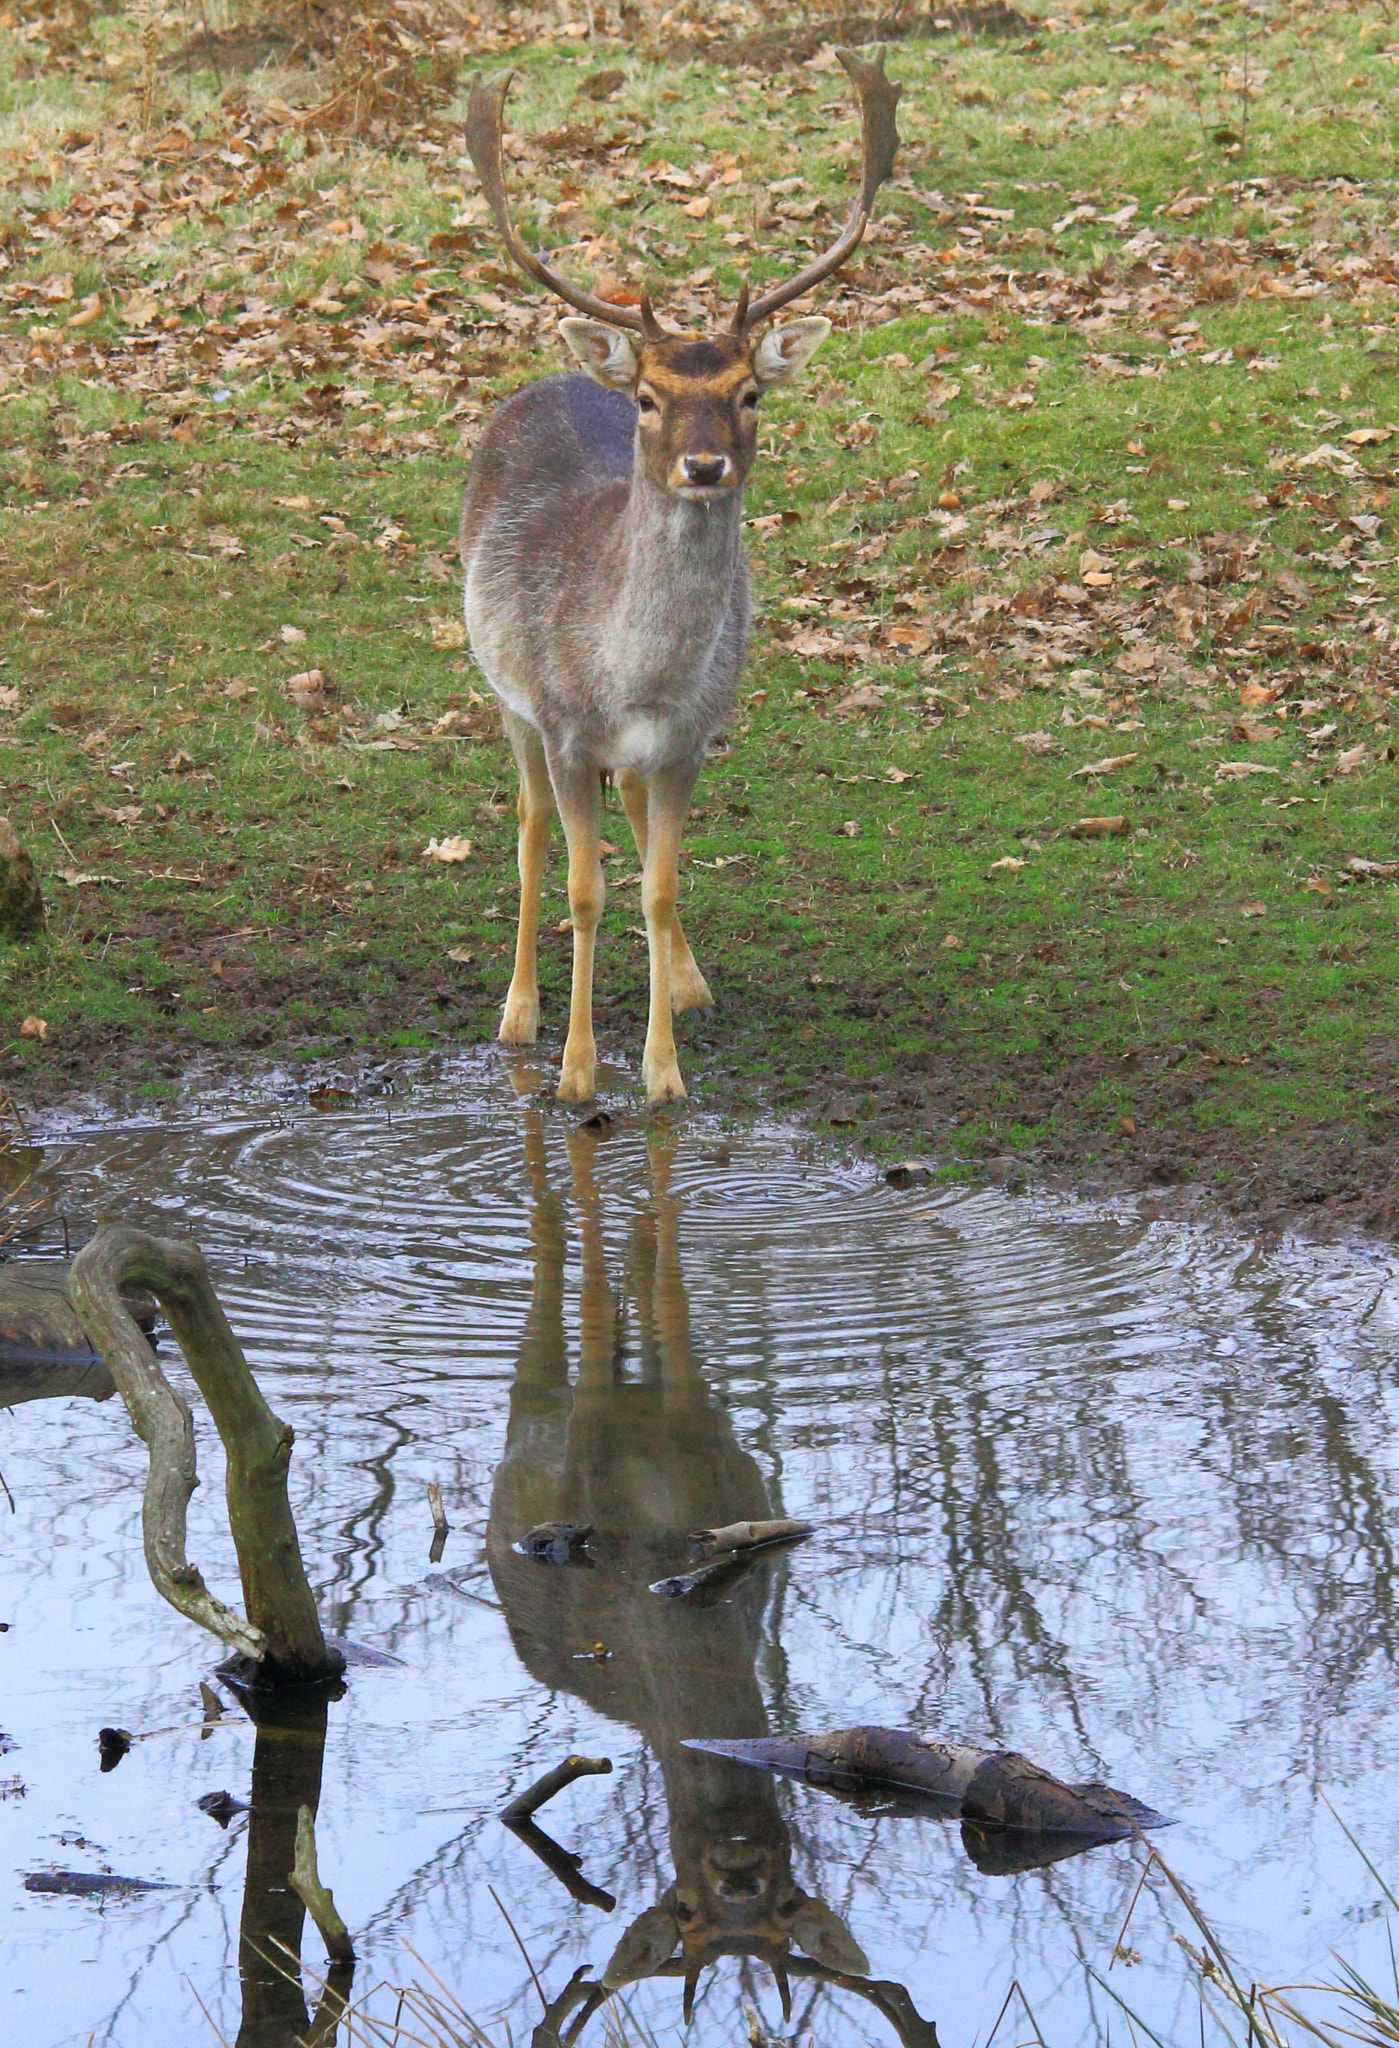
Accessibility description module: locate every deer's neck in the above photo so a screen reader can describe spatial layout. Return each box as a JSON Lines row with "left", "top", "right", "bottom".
{"left": 597, "top": 470, "right": 745, "bottom": 692}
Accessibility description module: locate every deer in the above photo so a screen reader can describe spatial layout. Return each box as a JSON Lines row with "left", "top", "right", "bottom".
{"left": 460, "top": 49, "right": 901, "bottom": 1105}
{"left": 486, "top": 1095, "right": 940, "bottom": 2041}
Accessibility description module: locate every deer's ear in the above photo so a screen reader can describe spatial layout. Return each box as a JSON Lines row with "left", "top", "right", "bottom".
{"left": 559, "top": 317, "right": 640, "bottom": 388}
{"left": 601, "top": 1901, "right": 681, "bottom": 1987}
{"left": 791, "top": 1898, "right": 870, "bottom": 1975}
{"left": 751, "top": 316, "right": 832, "bottom": 388}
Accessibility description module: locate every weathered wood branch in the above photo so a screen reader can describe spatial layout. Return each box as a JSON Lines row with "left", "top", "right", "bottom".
{"left": 69, "top": 1224, "right": 342, "bottom": 1683}
{"left": 501, "top": 1753, "right": 613, "bottom": 1823}
{"left": 290, "top": 1804, "right": 355, "bottom": 1965}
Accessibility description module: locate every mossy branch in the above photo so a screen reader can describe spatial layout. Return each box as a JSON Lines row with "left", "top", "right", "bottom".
{"left": 290, "top": 1804, "right": 356, "bottom": 1965}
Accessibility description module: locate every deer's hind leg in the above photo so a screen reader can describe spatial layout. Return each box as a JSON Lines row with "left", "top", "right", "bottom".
{"left": 499, "top": 709, "right": 554, "bottom": 1047}
{"left": 618, "top": 769, "right": 712, "bottom": 1015}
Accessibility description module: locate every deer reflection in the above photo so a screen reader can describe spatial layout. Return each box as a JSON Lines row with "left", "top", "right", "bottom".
{"left": 487, "top": 1096, "right": 938, "bottom": 2043}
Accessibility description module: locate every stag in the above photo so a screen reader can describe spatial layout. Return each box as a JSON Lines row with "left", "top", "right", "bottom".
{"left": 460, "top": 51, "right": 901, "bottom": 1103}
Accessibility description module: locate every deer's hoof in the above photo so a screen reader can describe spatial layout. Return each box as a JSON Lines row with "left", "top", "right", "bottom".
{"left": 643, "top": 1058, "right": 687, "bottom": 1105}
{"left": 557, "top": 1056, "right": 597, "bottom": 1103}
{"left": 670, "top": 968, "right": 714, "bottom": 1014}
{"left": 498, "top": 997, "right": 539, "bottom": 1047}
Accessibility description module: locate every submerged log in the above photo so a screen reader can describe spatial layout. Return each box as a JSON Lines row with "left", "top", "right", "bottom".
{"left": 683, "top": 1729, "right": 1166, "bottom": 1841}
{"left": 0, "top": 1257, "right": 154, "bottom": 1345}
{"left": 69, "top": 1225, "right": 343, "bottom": 1685}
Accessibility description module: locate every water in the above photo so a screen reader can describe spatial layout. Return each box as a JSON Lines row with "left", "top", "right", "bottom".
{"left": 2, "top": 1055, "right": 1399, "bottom": 2047}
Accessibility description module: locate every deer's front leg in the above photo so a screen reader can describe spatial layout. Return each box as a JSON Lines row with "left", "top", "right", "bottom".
{"left": 499, "top": 711, "right": 554, "bottom": 1046}
{"left": 618, "top": 769, "right": 712, "bottom": 1014}
{"left": 640, "top": 763, "right": 700, "bottom": 1105}
{"left": 551, "top": 759, "right": 604, "bottom": 1102}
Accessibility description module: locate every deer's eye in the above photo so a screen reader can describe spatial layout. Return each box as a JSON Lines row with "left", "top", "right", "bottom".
{"left": 636, "top": 391, "right": 658, "bottom": 414}
{"left": 741, "top": 389, "right": 760, "bottom": 409}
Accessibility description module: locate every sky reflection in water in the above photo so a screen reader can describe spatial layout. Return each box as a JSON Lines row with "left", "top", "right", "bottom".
{"left": 1, "top": 1058, "right": 1398, "bottom": 2046}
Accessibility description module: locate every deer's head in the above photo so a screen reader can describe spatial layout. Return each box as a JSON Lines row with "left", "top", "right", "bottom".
{"left": 464, "top": 48, "right": 901, "bottom": 501}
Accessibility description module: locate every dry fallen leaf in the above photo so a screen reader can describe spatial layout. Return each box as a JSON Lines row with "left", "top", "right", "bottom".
{"left": 19, "top": 1015, "right": 48, "bottom": 1040}
{"left": 833, "top": 686, "right": 887, "bottom": 714}
{"left": 446, "top": 946, "right": 475, "bottom": 963}
{"left": 1238, "top": 900, "right": 1268, "bottom": 918}
{"left": 284, "top": 668, "right": 330, "bottom": 709}
{"left": 429, "top": 615, "right": 468, "bottom": 650}
{"left": 1115, "top": 644, "right": 1157, "bottom": 675}
{"left": 1013, "top": 730, "right": 1054, "bottom": 755}
{"left": 1344, "top": 857, "right": 1397, "bottom": 879}
{"left": 987, "top": 856, "right": 1026, "bottom": 874}
{"left": 1334, "top": 744, "right": 1367, "bottom": 776}
{"left": 940, "top": 931, "right": 963, "bottom": 949}
{"left": 1238, "top": 681, "right": 1279, "bottom": 709}
{"left": 280, "top": 624, "right": 307, "bottom": 644}
{"left": 884, "top": 766, "right": 913, "bottom": 783}
{"left": 1215, "top": 760, "right": 1279, "bottom": 779}
{"left": 1072, "top": 752, "right": 1137, "bottom": 778}
{"left": 1068, "top": 815, "right": 1129, "bottom": 839}
{"left": 423, "top": 835, "right": 473, "bottom": 862}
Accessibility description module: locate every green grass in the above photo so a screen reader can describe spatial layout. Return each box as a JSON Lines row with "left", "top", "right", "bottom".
{"left": 0, "top": 0, "right": 1396, "bottom": 1215}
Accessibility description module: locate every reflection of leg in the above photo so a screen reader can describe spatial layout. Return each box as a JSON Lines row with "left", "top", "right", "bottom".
{"left": 516, "top": 1099, "right": 568, "bottom": 1395}
{"left": 552, "top": 760, "right": 604, "bottom": 1102}
{"left": 500, "top": 710, "right": 554, "bottom": 1047}
{"left": 647, "top": 1124, "right": 701, "bottom": 1413}
{"left": 568, "top": 1126, "right": 617, "bottom": 1386}
{"left": 640, "top": 763, "right": 701, "bottom": 1103}
{"left": 619, "top": 768, "right": 712, "bottom": 1015}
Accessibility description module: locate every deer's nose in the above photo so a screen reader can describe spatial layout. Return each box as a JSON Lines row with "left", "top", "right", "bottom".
{"left": 682, "top": 453, "right": 730, "bottom": 487}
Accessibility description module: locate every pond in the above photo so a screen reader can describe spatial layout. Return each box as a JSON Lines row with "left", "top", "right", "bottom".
{"left": 2, "top": 1056, "right": 1399, "bottom": 2046}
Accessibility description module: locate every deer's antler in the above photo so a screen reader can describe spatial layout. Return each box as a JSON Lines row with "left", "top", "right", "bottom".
{"left": 733, "top": 45, "right": 902, "bottom": 332}
{"left": 465, "top": 70, "right": 665, "bottom": 336}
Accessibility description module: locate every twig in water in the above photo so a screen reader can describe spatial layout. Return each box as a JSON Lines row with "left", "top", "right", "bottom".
{"left": 1111, "top": 1850, "right": 1155, "bottom": 1967}
{"left": 501, "top": 1753, "right": 612, "bottom": 1823}
{"left": 427, "top": 1480, "right": 449, "bottom": 1563}
{"left": 488, "top": 1882, "right": 547, "bottom": 2015}
{"left": 0, "top": 1467, "right": 13, "bottom": 1513}
{"left": 289, "top": 1805, "right": 356, "bottom": 1965}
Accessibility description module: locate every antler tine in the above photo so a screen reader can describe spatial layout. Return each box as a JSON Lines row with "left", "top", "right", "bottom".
{"left": 728, "top": 272, "right": 750, "bottom": 334}
{"left": 465, "top": 70, "right": 652, "bottom": 335}
{"left": 740, "top": 44, "right": 902, "bottom": 330}
{"left": 772, "top": 1958, "right": 793, "bottom": 2020}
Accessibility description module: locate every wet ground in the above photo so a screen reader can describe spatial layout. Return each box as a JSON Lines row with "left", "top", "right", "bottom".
{"left": 2, "top": 1055, "right": 1399, "bottom": 2046}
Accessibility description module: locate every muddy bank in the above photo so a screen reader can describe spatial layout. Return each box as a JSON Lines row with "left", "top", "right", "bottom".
{"left": 7, "top": 964, "right": 1394, "bottom": 1252}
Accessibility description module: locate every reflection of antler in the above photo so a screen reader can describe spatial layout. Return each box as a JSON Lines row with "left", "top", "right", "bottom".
{"left": 787, "top": 1957, "right": 942, "bottom": 2047}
